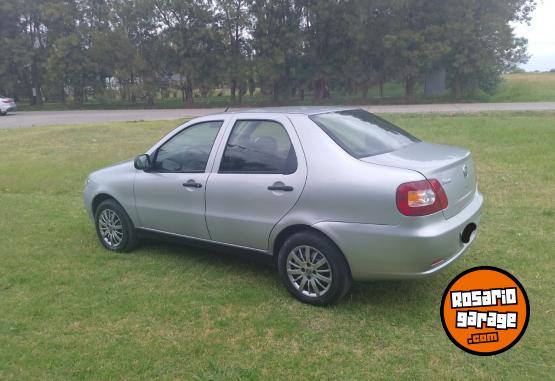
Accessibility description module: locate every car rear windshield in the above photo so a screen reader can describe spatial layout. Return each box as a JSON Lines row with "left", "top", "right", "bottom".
{"left": 310, "top": 110, "right": 419, "bottom": 158}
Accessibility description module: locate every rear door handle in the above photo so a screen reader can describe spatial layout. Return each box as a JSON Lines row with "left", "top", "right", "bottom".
{"left": 183, "top": 180, "right": 202, "bottom": 188}
{"left": 268, "top": 184, "right": 293, "bottom": 191}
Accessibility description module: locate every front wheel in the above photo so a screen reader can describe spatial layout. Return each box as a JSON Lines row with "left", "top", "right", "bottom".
{"left": 94, "top": 199, "right": 138, "bottom": 252}
{"left": 277, "top": 231, "right": 352, "bottom": 305}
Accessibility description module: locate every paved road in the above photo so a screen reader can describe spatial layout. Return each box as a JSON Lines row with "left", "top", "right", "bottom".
{"left": 2, "top": 102, "right": 555, "bottom": 129}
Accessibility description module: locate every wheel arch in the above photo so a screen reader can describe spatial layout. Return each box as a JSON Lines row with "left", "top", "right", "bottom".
{"left": 91, "top": 192, "right": 139, "bottom": 252}
{"left": 271, "top": 224, "right": 353, "bottom": 277}
{"left": 92, "top": 193, "right": 120, "bottom": 215}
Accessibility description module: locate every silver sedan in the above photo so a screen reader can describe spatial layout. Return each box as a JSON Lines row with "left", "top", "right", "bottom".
{"left": 0, "top": 96, "right": 17, "bottom": 115}
{"left": 84, "top": 107, "right": 483, "bottom": 305}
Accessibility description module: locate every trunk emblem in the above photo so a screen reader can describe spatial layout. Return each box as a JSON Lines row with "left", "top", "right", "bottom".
{"left": 462, "top": 164, "right": 468, "bottom": 178}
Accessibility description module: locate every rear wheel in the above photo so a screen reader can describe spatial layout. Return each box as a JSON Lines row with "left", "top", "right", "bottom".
{"left": 277, "top": 231, "right": 352, "bottom": 305}
{"left": 94, "top": 199, "right": 138, "bottom": 252}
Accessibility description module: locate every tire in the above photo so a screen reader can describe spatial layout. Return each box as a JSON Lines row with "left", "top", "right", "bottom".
{"left": 94, "top": 199, "right": 138, "bottom": 252}
{"left": 0, "top": 111, "right": 6, "bottom": 116}
{"left": 277, "top": 231, "right": 352, "bottom": 306}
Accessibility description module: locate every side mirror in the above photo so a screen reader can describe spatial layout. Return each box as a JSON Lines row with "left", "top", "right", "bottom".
{"left": 134, "top": 154, "right": 152, "bottom": 171}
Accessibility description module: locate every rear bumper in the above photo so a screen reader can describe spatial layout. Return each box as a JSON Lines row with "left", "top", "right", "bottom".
{"left": 313, "top": 191, "right": 483, "bottom": 280}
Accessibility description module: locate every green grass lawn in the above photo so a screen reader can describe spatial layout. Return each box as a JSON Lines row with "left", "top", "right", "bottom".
{"left": 487, "top": 73, "right": 555, "bottom": 102}
{"left": 1, "top": 113, "right": 554, "bottom": 379}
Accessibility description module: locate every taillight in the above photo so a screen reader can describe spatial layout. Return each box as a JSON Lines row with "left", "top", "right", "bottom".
{"left": 396, "top": 179, "right": 448, "bottom": 216}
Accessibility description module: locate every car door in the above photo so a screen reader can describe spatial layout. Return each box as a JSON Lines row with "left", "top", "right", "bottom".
{"left": 205, "top": 115, "right": 307, "bottom": 250}
{"left": 134, "top": 120, "right": 225, "bottom": 238}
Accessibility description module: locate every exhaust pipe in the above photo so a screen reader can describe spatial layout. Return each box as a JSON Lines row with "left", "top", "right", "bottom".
{"left": 461, "top": 223, "right": 477, "bottom": 244}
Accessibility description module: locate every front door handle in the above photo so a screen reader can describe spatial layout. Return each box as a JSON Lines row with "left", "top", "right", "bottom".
{"left": 268, "top": 184, "right": 293, "bottom": 192}
{"left": 183, "top": 180, "right": 202, "bottom": 188}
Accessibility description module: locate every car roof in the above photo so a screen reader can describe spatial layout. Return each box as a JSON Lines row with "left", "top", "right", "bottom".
{"left": 208, "top": 106, "right": 358, "bottom": 118}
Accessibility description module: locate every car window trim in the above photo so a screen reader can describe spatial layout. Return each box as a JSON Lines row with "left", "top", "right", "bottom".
{"left": 217, "top": 118, "right": 298, "bottom": 175}
{"left": 151, "top": 120, "right": 224, "bottom": 174}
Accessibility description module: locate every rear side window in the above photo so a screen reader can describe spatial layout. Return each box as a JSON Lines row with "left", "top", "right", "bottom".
{"left": 219, "top": 120, "right": 297, "bottom": 174}
{"left": 310, "top": 110, "right": 419, "bottom": 158}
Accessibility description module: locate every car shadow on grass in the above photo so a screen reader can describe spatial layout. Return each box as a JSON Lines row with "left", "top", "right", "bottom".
{"left": 135, "top": 236, "right": 442, "bottom": 308}
{"left": 347, "top": 280, "right": 438, "bottom": 306}
{"left": 137, "top": 236, "right": 275, "bottom": 273}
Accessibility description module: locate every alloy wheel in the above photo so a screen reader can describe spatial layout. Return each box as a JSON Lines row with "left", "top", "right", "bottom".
{"left": 286, "top": 245, "right": 333, "bottom": 297}
{"left": 98, "top": 209, "right": 124, "bottom": 248}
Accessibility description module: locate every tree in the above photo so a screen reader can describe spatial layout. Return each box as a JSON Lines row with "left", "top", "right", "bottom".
{"left": 0, "top": 0, "right": 31, "bottom": 100}
{"left": 42, "top": 0, "right": 94, "bottom": 104}
{"left": 442, "top": 0, "right": 535, "bottom": 97}
{"left": 0, "top": 0, "right": 538, "bottom": 106}
{"left": 346, "top": 0, "right": 392, "bottom": 99}
{"left": 251, "top": 0, "right": 303, "bottom": 101}
{"left": 16, "top": 0, "right": 50, "bottom": 104}
{"left": 154, "top": 0, "right": 216, "bottom": 104}
{"left": 382, "top": 0, "right": 450, "bottom": 99}
{"left": 215, "top": 0, "right": 252, "bottom": 103}
{"left": 302, "top": 0, "right": 353, "bottom": 100}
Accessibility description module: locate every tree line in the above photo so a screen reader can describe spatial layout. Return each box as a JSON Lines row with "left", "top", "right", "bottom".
{"left": 0, "top": 0, "right": 535, "bottom": 106}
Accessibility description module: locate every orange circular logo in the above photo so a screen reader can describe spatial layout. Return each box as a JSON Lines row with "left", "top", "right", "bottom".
{"left": 440, "top": 266, "right": 530, "bottom": 355}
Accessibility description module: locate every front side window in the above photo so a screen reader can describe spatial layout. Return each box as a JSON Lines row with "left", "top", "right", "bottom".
{"left": 219, "top": 120, "right": 297, "bottom": 174}
{"left": 153, "top": 121, "right": 223, "bottom": 172}
{"left": 310, "top": 110, "right": 419, "bottom": 158}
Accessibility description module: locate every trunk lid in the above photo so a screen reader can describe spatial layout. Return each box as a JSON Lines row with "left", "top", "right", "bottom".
{"left": 361, "top": 142, "right": 476, "bottom": 219}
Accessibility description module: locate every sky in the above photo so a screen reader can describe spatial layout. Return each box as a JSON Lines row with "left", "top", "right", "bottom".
{"left": 512, "top": 0, "right": 555, "bottom": 71}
